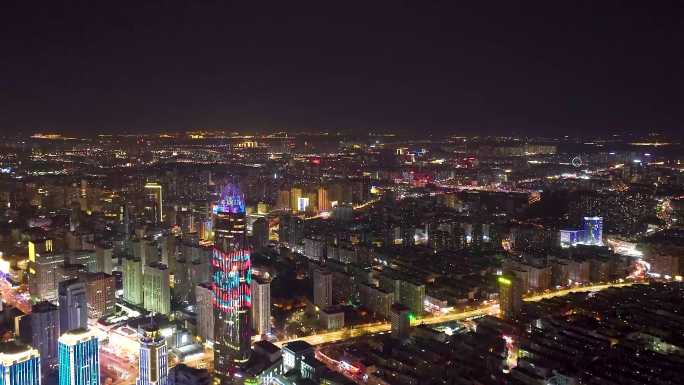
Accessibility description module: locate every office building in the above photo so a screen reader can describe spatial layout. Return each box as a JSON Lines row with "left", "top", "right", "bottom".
{"left": 143, "top": 262, "right": 171, "bottom": 315}
{"left": 498, "top": 275, "right": 523, "bottom": 320}
{"left": 312, "top": 269, "right": 332, "bottom": 309}
{"left": 290, "top": 187, "right": 303, "bottom": 212}
{"left": 19, "top": 302, "right": 60, "bottom": 378}
{"left": 58, "top": 279, "right": 88, "bottom": 333}
{"left": 250, "top": 217, "right": 269, "bottom": 251}
{"left": 317, "top": 186, "right": 331, "bottom": 212}
{"left": 390, "top": 303, "right": 411, "bottom": 340}
{"left": 320, "top": 308, "right": 344, "bottom": 330}
{"left": 137, "top": 324, "right": 168, "bottom": 385}
{"left": 94, "top": 244, "right": 113, "bottom": 274}
{"left": 28, "top": 239, "right": 64, "bottom": 302}
{"left": 582, "top": 216, "right": 603, "bottom": 245}
{"left": 359, "top": 284, "right": 394, "bottom": 319}
{"left": 212, "top": 184, "right": 252, "bottom": 383}
{"left": 559, "top": 216, "right": 604, "bottom": 247}
{"left": 282, "top": 341, "right": 314, "bottom": 373}
{"left": 83, "top": 273, "right": 115, "bottom": 319}
{"left": 145, "top": 182, "right": 164, "bottom": 223}
{"left": 251, "top": 277, "right": 271, "bottom": 337}
{"left": 194, "top": 284, "right": 214, "bottom": 342}
{"left": 0, "top": 341, "right": 41, "bottom": 385}
{"left": 58, "top": 328, "right": 99, "bottom": 385}
{"left": 123, "top": 255, "right": 143, "bottom": 305}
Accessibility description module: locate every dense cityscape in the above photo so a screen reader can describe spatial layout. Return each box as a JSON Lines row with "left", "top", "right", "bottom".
{"left": 3, "top": 2, "right": 684, "bottom": 385}
{"left": 0, "top": 131, "right": 682, "bottom": 385}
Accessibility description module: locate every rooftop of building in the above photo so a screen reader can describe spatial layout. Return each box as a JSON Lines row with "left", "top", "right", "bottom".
{"left": 283, "top": 340, "right": 314, "bottom": 354}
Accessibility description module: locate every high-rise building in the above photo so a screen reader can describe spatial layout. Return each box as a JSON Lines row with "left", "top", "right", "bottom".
{"left": 251, "top": 277, "right": 271, "bottom": 337}
{"left": 19, "top": 302, "right": 60, "bottom": 378}
{"left": 145, "top": 182, "right": 164, "bottom": 223}
{"left": 317, "top": 186, "right": 331, "bottom": 212}
{"left": 390, "top": 303, "right": 411, "bottom": 340}
{"left": 123, "top": 255, "right": 143, "bottom": 305}
{"left": 137, "top": 324, "right": 168, "bottom": 385}
{"left": 281, "top": 341, "right": 314, "bottom": 374}
{"left": 290, "top": 187, "right": 303, "bottom": 212}
{"left": 582, "top": 216, "right": 603, "bottom": 246}
{"left": 58, "top": 279, "right": 88, "bottom": 333}
{"left": 212, "top": 184, "right": 252, "bottom": 383}
{"left": 559, "top": 216, "right": 604, "bottom": 247}
{"left": 28, "top": 239, "right": 64, "bottom": 302}
{"left": 58, "top": 328, "right": 100, "bottom": 385}
{"left": 143, "top": 262, "right": 171, "bottom": 315}
{"left": 94, "top": 244, "right": 113, "bottom": 274}
{"left": 250, "top": 218, "right": 269, "bottom": 251}
{"left": 83, "top": 273, "right": 115, "bottom": 319}
{"left": 312, "top": 269, "right": 332, "bottom": 309}
{"left": 498, "top": 275, "right": 523, "bottom": 320}
{"left": 195, "top": 284, "right": 214, "bottom": 342}
{"left": 0, "top": 341, "right": 41, "bottom": 385}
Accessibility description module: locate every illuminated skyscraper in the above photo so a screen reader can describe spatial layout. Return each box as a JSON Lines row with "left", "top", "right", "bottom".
{"left": 58, "top": 279, "right": 88, "bottom": 333}
{"left": 312, "top": 269, "right": 332, "bottom": 309}
{"left": 0, "top": 341, "right": 41, "bottom": 385}
{"left": 498, "top": 275, "right": 523, "bottom": 320}
{"left": 251, "top": 277, "right": 271, "bottom": 337}
{"left": 145, "top": 182, "right": 163, "bottom": 223}
{"left": 19, "top": 302, "right": 59, "bottom": 378}
{"left": 143, "top": 262, "right": 171, "bottom": 315}
{"left": 28, "top": 239, "right": 63, "bottom": 302}
{"left": 317, "top": 186, "right": 331, "bottom": 212}
{"left": 390, "top": 303, "right": 411, "bottom": 340}
{"left": 212, "top": 184, "right": 252, "bottom": 384}
{"left": 582, "top": 216, "right": 603, "bottom": 246}
{"left": 58, "top": 329, "right": 99, "bottom": 385}
{"left": 123, "top": 255, "right": 143, "bottom": 305}
{"left": 137, "top": 324, "right": 168, "bottom": 385}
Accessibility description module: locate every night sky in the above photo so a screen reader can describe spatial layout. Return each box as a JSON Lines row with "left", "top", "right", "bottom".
{"left": 2, "top": 2, "right": 683, "bottom": 136}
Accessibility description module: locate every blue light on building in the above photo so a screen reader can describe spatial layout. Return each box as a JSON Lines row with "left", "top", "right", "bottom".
{"left": 212, "top": 184, "right": 246, "bottom": 215}
{"left": 582, "top": 216, "right": 603, "bottom": 246}
{"left": 559, "top": 216, "right": 603, "bottom": 247}
{"left": 58, "top": 329, "right": 99, "bottom": 385}
{"left": 0, "top": 341, "right": 41, "bottom": 385}
{"left": 137, "top": 325, "right": 168, "bottom": 385}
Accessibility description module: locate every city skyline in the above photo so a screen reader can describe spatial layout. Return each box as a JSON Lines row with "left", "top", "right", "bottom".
{"left": 1, "top": 3, "right": 684, "bottom": 385}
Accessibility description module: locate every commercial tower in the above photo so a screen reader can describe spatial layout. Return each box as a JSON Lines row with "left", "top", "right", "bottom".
{"left": 144, "top": 182, "right": 163, "bottom": 224}
{"left": 0, "top": 341, "right": 41, "bottom": 385}
{"left": 559, "top": 216, "right": 604, "bottom": 247}
{"left": 582, "top": 216, "right": 603, "bottom": 246}
{"left": 58, "top": 329, "right": 99, "bottom": 385}
{"left": 498, "top": 275, "right": 523, "bottom": 320}
{"left": 251, "top": 277, "right": 271, "bottom": 337}
{"left": 390, "top": 303, "right": 411, "bottom": 340}
{"left": 137, "top": 324, "right": 168, "bottom": 385}
{"left": 83, "top": 273, "right": 115, "bottom": 319}
{"left": 123, "top": 255, "right": 143, "bottom": 306}
{"left": 212, "top": 184, "right": 252, "bottom": 384}
{"left": 19, "top": 302, "right": 60, "bottom": 378}
{"left": 58, "top": 279, "right": 88, "bottom": 333}
{"left": 143, "top": 262, "right": 171, "bottom": 315}
{"left": 28, "top": 239, "right": 63, "bottom": 302}
{"left": 312, "top": 269, "right": 332, "bottom": 309}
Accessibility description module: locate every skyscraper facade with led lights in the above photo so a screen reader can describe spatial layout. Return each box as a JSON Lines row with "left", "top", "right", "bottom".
{"left": 212, "top": 184, "right": 252, "bottom": 384}
{"left": 58, "top": 328, "right": 100, "bottom": 385}
{"left": 137, "top": 324, "right": 168, "bottom": 385}
{"left": 0, "top": 341, "right": 41, "bottom": 385}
